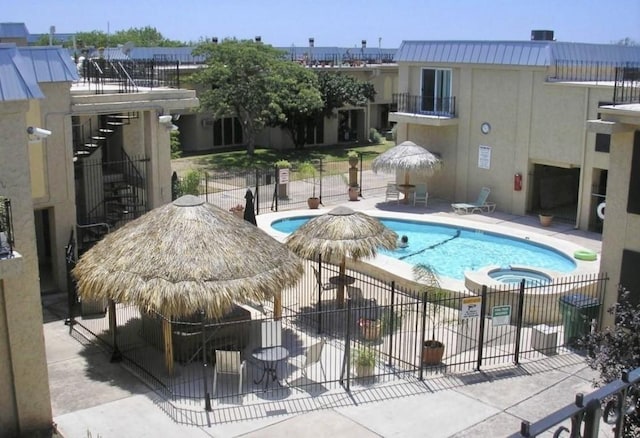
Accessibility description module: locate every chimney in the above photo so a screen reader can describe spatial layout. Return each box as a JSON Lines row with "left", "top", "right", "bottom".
{"left": 309, "top": 37, "right": 314, "bottom": 47}
{"left": 212, "top": 37, "right": 218, "bottom": 44}
{"left": 255, "top": 36, "right": 262, "bottom": 43}
{"left": 531, "top": 30, "right": 554, "bottom": 41}
{"left": 362, "top": 39, "right": 367, "bottom": 49}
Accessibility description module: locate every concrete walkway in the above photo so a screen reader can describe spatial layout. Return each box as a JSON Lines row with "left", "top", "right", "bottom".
{"left": 45, "top": 196, "right": 610, "bottom": 437}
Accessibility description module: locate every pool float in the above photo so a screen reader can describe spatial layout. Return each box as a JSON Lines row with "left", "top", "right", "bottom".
{"left": 574, "top": 249, "right": 597, "bottom": 261}
{"left": 597, "top": 202, "right": 606, "bottom": 220}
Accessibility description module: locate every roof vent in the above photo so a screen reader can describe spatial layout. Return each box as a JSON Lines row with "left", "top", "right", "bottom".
{"left": 255, "top": 36, "right": 262, "bottom": 43}
{"left": 362, "top": 39, "right": 367, "bottom": 49}
{"left": 309, "top": 37, "right": 314, "bottom": 47}
{"left": 531, "top": 30, "right": 554, "bottom": 41}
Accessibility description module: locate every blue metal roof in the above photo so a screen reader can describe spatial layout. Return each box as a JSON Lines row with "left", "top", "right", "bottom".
{"left": 396, "top": 40, "right": 640, "bottom": 67}
{"left": 17, "top": 46, "right": 79, "bottom": 82}
{"left": 0, "top": 44, "right": 44, "bottom": 101}
{"left": 0, "top": 23, "right": 29, "bottom": 39}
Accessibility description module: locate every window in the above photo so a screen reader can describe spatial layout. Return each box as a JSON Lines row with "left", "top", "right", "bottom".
{"left": 628, "top": 130, "right": 640, "bottom": 214}
{"left": 620, "top": 249, "right": 640, "bottom": 304}
{"left": 595, "top": 105, "right": 613, "bottom": 153}
{"left": 421, "top": 68, "right": 452, "bottom": 114}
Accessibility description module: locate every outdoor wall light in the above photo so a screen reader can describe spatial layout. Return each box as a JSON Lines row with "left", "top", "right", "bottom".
{"left": 158, "top": 115, "right": 172, "bottom": 124}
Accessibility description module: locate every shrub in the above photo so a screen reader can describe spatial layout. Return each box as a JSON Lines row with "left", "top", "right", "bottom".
{"left": 274, "top": 159, "right": 291, "bottom": 169}
{"left": 177, "top": 170, "right": 202, "bottom": 196}
{"left": 170, "top": 130, "right": 182, "bottom": 159}
{"left": 579, "top": 288, "right": 640, "bottom": 436}
{"left": 368, "top": 128, "right": 383, "bottom": 144}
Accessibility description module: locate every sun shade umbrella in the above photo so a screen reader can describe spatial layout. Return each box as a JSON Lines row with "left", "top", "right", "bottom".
{"left": 73, "top": 195, "right": 304, "bottom": 371}
{"left": 285, "top": 206, "right": 397, "bottom": 308}
{"left": 372, "top": 141, "right": 443, "bottom": 203}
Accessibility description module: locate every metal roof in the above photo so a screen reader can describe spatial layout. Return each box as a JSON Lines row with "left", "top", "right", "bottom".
{"left": 0, "top": 23, "right": 29, "bottom": 39}
{"left": 17, "top": 46, "right": 79, "bottom": 82}
{"left": 0, "top": 44, "right": 44, "bottom": 101}
{"left": 396, "top": 40, "right": 640, "bottom": 67}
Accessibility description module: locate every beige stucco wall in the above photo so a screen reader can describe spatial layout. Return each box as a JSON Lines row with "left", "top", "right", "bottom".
{"left": 599, "top": 125, "right": 640, "bottom": 326}
{"left": 32, "top": 82, "right": 77, "bottom": 293}
{"left": 393, "top": 61, "right": 615, "bottom": 227}
{"left": 0, "top": 100, "right": 53, "bottom": 437}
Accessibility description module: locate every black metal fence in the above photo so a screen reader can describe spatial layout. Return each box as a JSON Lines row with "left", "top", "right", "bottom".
{"left": 80, "top": 59, "right": 182, "bottom": 93}
{"left": 67, "top": 257, "right": 607, "bottom": 420}
{"left": 614, "top": 66, "right": 640, "bottom": 104}
{"left": 172, "top": 155, "right": 395, "bottom": 213}
{"left": 510, "top": 367, "right": 640, "bottom": 438}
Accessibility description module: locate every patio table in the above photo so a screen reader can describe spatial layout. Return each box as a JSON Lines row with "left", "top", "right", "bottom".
{"left": 329, "top": 274, "right": 356, "bottom": 286}
{"left": 398, "top": 184, "right": 416, "bottom": 204}
{"left": 252, "top": 346, "right": 289, "bottom": 390}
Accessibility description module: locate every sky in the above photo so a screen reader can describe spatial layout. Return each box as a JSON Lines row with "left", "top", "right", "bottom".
{"left": 5, "top": 0, "right": 640, "bottom": 48}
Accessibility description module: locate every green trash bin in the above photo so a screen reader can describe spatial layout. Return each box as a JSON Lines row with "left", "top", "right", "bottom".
{"left": 558, "top": 293, "right": 600, "bottom": 345}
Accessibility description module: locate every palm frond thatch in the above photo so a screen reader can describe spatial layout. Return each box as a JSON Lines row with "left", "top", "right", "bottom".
{"left": 72, "top": 195, "right": 304, "bottom": 318}
{"left": 372, "top": 140, "right": 443, "bottom": 177}
{"left": 285, "top": 206, "right": 398, "bottom": 260}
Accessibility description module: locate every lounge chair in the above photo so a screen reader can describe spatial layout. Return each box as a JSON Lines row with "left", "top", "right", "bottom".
{"left": 385, "top": 183, "right": 400, "bottom": 204}
{"left": 451, "top": 187, "right": 495, "bottom": 214}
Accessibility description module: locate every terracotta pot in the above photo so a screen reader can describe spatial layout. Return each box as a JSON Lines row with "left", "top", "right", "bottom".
{"left": 539, "top": 214, "right": 553, "bottom": 227}
{"left": 359, "top": 318, "right": 381, "bottom": 341}
{"left": 307, "top": 197, "right": 320, "bottom": 209}
{"left": 349, "top": 156, "right": 359, "bottom": 168}
{"left": 422, "top": 340, "right": 445, "bottom": 365}
{"left": 348, "top": 186, "right": 360, "bottom": 201}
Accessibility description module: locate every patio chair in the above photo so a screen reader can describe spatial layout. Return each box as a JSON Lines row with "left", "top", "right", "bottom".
{"left": 413, "top": 183, "right": 428, "bottom": 207}
{"left": 261, "top": 319, "right": 282, "bottom": 348}
{"left": 451, "top": 187, "right": 495, "bottom": 214}
{"left": 212, "top": 349, "right": 246, "bottom": 397}
{"left": 385, "top": 183, "right": 400, "bottom": 204}
{"left": 312, "top": 266, "right": 337, "bottom": 293}
{"left": 288, "top": 338, "right": 327, "bottom": 385}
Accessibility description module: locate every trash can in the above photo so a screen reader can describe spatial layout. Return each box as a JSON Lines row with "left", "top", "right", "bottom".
{"left": 558, "top": 293, "right": 600, "bottom": 345}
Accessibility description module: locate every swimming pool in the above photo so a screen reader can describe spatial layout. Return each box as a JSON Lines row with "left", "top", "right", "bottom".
{"left": 271, "top": 216, "right": 576, "bottom": 280}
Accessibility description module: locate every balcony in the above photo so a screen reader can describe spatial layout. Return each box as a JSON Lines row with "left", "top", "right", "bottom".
{"left": 389, "top": 93, "right": 458, "bottom": 127}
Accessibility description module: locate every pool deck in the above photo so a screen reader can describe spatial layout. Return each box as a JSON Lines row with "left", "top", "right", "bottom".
{"left": 257, "top": 195, "right": 602, "bottom": 292}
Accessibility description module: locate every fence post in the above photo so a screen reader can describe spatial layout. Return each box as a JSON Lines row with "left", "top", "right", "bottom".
{"left": 204, "top": 172, "right": 209, "bottom": 203}
{"left": 340, "top": 296, "right": 352, "bottom": 392}
{"left": 419, "top": 290, "right": 428, "bottom": 381}
{"left": 476, "top": 286, "right": 487, "bottom": 371}
{"left": 319, "top": 158, "right": 323, "bottom": 205}
{"left": 201, "top": 310, "right": 212, "bottom": 411}
{"left": 358, "top": 153, "right": 363, "bottom": 197}
{"left": 387, "top": 281, "right": 395, "bottom": 368}
{"left": 514, "top": 280, "right": 526, "bottom": 365}
{"left": 317, "top": 255, "right": 323, "bottom": 335}
{"left": 254, "top": 168, "right": 260, "bottom": 216}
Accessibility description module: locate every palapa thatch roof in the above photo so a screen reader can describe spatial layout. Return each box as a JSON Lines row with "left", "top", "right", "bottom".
{"left": 73, "top": 195, "right": 304, "bottom": 319}
{"left": 285, "top": 206, "right": 398, "bottom": 261}
{"left": 372, "top": 141, "right": 443, "bottom": 177}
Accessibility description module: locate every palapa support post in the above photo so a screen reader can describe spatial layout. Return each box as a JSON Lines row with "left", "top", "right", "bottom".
{"left": 108, "top": 300, "right": 122, "bottom": 362}
{"left": 162, "top": 317, "right": 174, "bottom": 375}
{"left": 273, "top": 290, "right": 282, "bottom": 320}
{"left": 337, "top": 257, "right": 346, "bottom": 309}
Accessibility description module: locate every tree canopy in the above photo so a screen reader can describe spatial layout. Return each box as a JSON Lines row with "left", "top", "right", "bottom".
{"left": 74, "top": 26, "right": 184, "bottom": 49}
{"left": 193, "top": 39, "right": 322, "bottom": 155}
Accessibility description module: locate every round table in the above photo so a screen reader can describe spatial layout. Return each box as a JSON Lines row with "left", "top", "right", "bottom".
{"left": 252, "top": 346, "right": 289, "bottom": 390}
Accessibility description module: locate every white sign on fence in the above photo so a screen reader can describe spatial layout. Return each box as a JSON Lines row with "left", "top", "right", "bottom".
{"left": 461, "top": 297, "right": 482, "bottom": 319}
{"left": 279, "top": 168, "right": 289, "bottom": 184}
{"left": 491, "top": 305, "right": 511, "bottom": 326}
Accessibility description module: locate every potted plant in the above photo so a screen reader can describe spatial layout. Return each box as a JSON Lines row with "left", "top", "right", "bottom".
{"left": 352, "top": 347, "right": 376, "bottom": 377}
{"left": 229, "top": 204, "right": 245, "bottom": 219}
{"left": 347, "top": 150, "right": 359, "bottom": 168}
{"left": 414, "top": 263, "right": 447, "bottom": 366}
{"left": 358, "top": 317, "right": 381, "bottom": 341}
{"left": 297, "top": 161, "right": 321, "bottom": 209}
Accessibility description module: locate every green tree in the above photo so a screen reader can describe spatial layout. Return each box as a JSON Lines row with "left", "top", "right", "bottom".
{"left": 170, "top": 130, "right": 181, "bottom": 159}
{"left": 194, "top": 39, "right": 316, "bottom": 155}
{"left": 580, "top": 289, "right": 640, "bottom": 436}
{"left": 75, "top": 27, "right": 184, "bottom": 49}
{"left": 316, "top": 71, "right": 376, "bottom": 118}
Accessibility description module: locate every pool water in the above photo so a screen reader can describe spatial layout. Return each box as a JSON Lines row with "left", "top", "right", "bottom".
{"left": 271, "top": 216, "right": 576, "bottom": 280}
{"left": 488, "top": 268, "right": 552, "bottom": 286}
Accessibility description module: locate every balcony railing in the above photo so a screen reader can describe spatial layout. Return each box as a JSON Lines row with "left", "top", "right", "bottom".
{"left": 392, "top": 93, "right": 456, "bottom": 118}
{"left": 0, "top": 197, "right": 15, "bottom": 258}
{"left": 509, "top": 367, "right": 640, "bottom": 438}
{"left": 613, "top": 66, "right": 640, "bottom": 104}
{"left": 80, "top": 59, "right": 182, "bottom": 93}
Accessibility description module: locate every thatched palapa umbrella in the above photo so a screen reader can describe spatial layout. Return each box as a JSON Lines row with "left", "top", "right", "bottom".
{"left": 73, "top": 195, "right": 304, "bottom": 372}
{"left": 285, "top": 206, "right": 397, "bottom": 308}
{"left": 372, "top": 140, "right": 443, "bottom": 203}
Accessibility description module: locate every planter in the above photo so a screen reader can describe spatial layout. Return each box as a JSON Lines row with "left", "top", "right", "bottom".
{"left": 356, "top": 363, "right": 374, "bottom": 377}
{"left": 539, "top": 214, "right": 553, "bottom": 227}
{"left": 307, "top": 197, "right": 320, "bottom": 209}
{"left": 348, "top": 186, "right": 360, "bottom": 201}
{"left": 359, "top": 318, "right": 381, "bottom": 341}
{"left": 422, "top": 340, "right": 445, "bottom": 365}
{"left": 348, "top": 156, "right": 359, "bottom": 168}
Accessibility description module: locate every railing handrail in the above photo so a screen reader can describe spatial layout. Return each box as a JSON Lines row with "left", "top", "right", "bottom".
{"left": 510, "top": 367, "right": 640, "bottom": 438}
{"left": 392, "top": 92, "right": 457, "bottom": 117}
{"left": 115, "top": 61, "right": 139, "bottom": 93}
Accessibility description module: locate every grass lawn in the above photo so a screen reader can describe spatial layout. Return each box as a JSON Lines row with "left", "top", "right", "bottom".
{"left": 171, "top": 140, "right": 396, "bottom": 176}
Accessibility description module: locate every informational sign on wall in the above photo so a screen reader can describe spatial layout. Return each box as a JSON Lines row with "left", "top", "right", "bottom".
{"left": 461, "top": 296, "right": 482, "bottom": 319}
{"left": 478, "top": 145, "right": 492, "bottom": 169}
